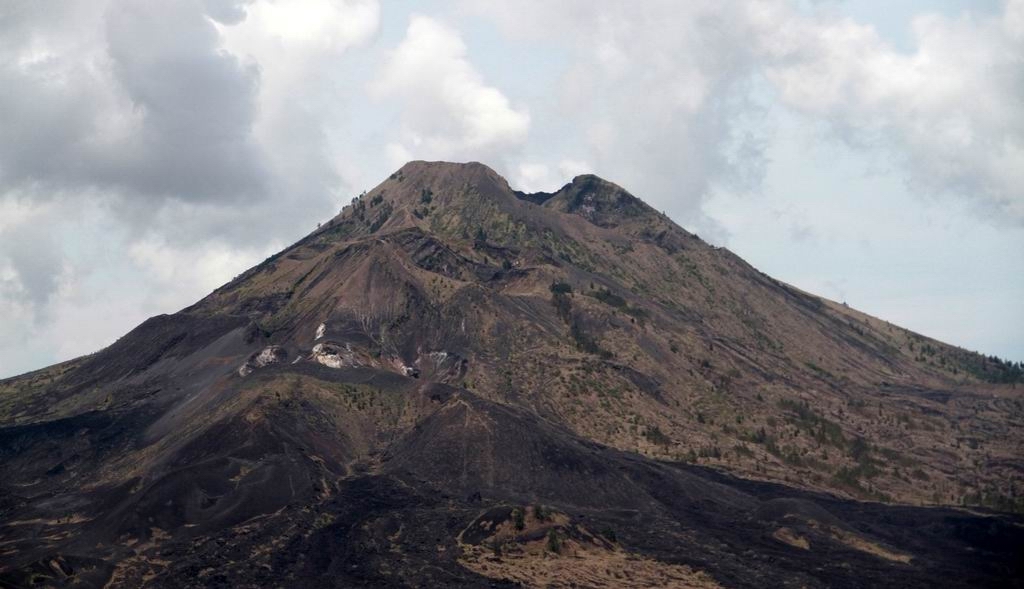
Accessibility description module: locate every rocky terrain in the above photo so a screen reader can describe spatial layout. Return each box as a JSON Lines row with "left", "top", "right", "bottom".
{"left": 1, "top": 161, "right": 1021, "bottom": 588}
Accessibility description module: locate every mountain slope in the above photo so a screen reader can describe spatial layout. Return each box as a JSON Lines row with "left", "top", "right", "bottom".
{"left": 188, "top": 160, "right": 1022, "bottom": 507}
{"left": 1, "top": 161, "right": 1021, "bottom": 588}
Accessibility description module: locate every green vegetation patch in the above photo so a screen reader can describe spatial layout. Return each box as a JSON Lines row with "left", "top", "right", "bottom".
{"left": 586, "top": 287, "right": 650, "bottom": 323}
{"left": 777, "top": 398, "right": 846, "bottom": 449}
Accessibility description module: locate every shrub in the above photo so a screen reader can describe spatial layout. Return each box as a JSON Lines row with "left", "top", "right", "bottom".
{"left": 368, "top": 204, "right": 393, "bottom": 233}
{"left": 570, "top": 319, "right": 611, "bottom": 358}
{"left": 546, "top": 529, "right": 561, "bottom": 554}
{"left": 623, "top": 305, "right": 650, "bottom": 320}
{"left": 512, "top": 508, "right": 525, "bottom": 531}
{"left": 591, "top": 288, "right": 626, "bottom": 308}
{"left": 644, "top": 425, "right": 671, "bottom": 446}
{"left": 550, "top": 281, "right": 573, "bottom": 294}
{"left": 532, "top": 504, "right": 549, "bottom": 522}
{"left": 552, "top": 290, "right": 572, "bottom": 322}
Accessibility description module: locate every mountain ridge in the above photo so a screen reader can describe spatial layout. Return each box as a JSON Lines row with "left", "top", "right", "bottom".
{"left": 1, "top": 160, "right": 1021, "bottom": 588}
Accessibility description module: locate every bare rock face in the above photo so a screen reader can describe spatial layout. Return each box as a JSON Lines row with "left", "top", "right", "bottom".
{"left": 415, "top": 350, "right": 466, "bottom": 382}
{"left": 311, "top": 342, "right": 358, "bottom": 369}
{"left": 238, "top": 345, "right": 288, "bottom": 376}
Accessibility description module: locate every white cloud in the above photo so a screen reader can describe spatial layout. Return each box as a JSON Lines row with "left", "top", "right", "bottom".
{"left": 514, "top": 163, "right": 555, "bottom": 193}
{"left": 215, "top": 0, "right": 381, "bottom": 223}
{"left": 470, "top": 0, "right": 1024, "bottom": 227}
{"left": 0, "top": 201, "right": 277, "bottom": 377}
{"left": 466, "top": 0, "right": 769, "bottom": 235}
{"left": 513, "top": 159, "right": 592, "bottom": 193}
{"left": 0, "top": 0, "right": 381, "bottom": 377}
{"left": 217, "top": 0, "right": 379, "bottom": 99}
{"left": 128, "top": 237, "right": 276, "bottom": 307}
{"left": 0, "top": 0, "right": 273, "bottom": 204}
{"left": 754, "top": 0, "right": 1024, "bottom": 223}
{"left": 370, "top": 15, "right": 530, "bottom": 167}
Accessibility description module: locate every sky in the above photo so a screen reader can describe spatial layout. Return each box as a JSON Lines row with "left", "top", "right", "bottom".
{"left": 0, "top": 0, "right": 1021, "bottom": 378}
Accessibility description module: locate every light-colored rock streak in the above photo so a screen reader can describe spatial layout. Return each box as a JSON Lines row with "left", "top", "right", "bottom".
{"left": 238, "top": 345, "right": 288, "bottom": 377}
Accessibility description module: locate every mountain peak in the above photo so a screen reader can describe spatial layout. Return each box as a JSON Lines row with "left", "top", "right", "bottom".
{"left": 390, "top": 160, "right": 509, "bottom": 192}
{"left": 384, "top": 161, "right": 649, "bottom": 228}
{"left": 536, "top": 172, "right": 663, "bottom": 230}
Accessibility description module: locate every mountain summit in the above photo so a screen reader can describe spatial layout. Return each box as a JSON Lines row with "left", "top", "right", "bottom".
{"left": 2, "top": 161, "right": 1021, "bottom": 588}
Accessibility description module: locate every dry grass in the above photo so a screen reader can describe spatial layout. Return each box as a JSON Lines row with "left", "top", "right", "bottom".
{"left": 457, "top": 506, "right": 719, "bottom": 589}
{"left": 772, "top": 527, "right": 810, "bottom": 550}
{"left": 830, "top": 528, "right": 912, "bottom": 563}
{"left": 460, "top": 539, "right": 720, "bottom": 589}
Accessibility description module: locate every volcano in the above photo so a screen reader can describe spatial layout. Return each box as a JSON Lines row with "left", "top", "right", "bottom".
{"left": 1, "top": 161, "right": 1021, "bottom": 588}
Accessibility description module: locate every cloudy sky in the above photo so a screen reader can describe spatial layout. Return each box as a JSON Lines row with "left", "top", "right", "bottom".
{"left": 1, "top": 0, "right": 1022, "bottom": 378}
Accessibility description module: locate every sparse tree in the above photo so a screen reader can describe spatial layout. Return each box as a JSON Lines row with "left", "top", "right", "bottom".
{"left": 512, "top": 508, "right": 525, "bottom": 531}
{"left": 546, "top": 529, "right": 561, "bottom": 554}
{"left": 532, "top": 504, "right": 548, "bottom": 522}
